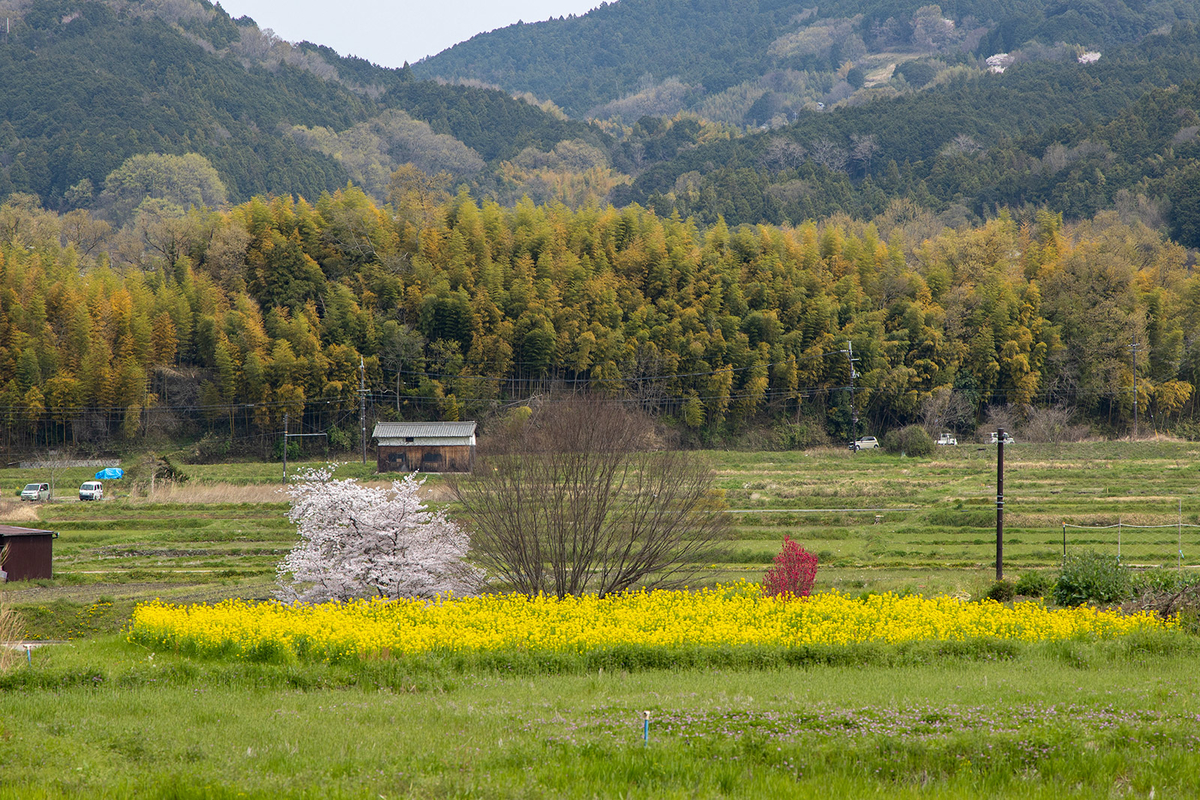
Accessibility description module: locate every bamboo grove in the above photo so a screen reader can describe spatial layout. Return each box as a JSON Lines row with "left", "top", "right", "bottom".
{"left": 1, "top": 184, "right": 1197, "bottom": 454}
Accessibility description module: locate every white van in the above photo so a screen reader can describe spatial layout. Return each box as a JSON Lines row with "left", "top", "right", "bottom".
{"left": 79, "top": 481, "right": 104, "bottom": 501}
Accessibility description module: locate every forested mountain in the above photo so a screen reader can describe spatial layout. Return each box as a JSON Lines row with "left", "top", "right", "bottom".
{"left": 0, "top": 0, "right": 1199, "bottom": 456}
{"left": 414, "top": 0, "right": 1199, "bottom": 121}
{"left": 5, "top": 0, "right": 1199, "bottom": 239}
{"left": 0, "top": 0, "right": 602, "bottom": 210}
{"left": 2, "top": 187, "right": 1197, "bottom": 457}
{"left": 617, "top": 25, "right": 1200, "bottom": 241}
{"left": 410, "top": 1, "right": 1200, "bottom": 241}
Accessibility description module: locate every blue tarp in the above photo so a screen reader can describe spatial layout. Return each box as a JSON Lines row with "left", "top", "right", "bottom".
{"left": 94, "top": 467, "right": 124, "bottom": 480}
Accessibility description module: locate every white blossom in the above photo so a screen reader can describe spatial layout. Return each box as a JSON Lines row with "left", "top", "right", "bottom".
{"left": 276, "top": 465, "right": 482, "bottom": 602}
{"left": 986, "top": 53, "right": 1014, "bottom": 74}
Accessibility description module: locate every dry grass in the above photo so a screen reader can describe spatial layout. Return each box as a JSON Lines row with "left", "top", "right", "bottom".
{"left": 0, "top": 501, "right": 42, "bottom": 523}
{"left": 0, "top": 600, "right": 21, "bottom": 671}
{"left": 136, "top": 483, "right": 289, "bottom": 505}
{"left": 136, "top": 480, "right": 451, "bottom": 505}
{"left": 1125, "top": 584, "right": 1200, "bottom": 621}
{"left": 1, "top": 544, "right": 23, "bottom": 671}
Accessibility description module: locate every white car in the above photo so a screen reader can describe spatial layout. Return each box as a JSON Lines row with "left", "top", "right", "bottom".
{"left": 851, "top": 436, "right": 880, "bottom": 451}
{"left": 990, "top": 432, "right": 1015, "bottom": 444}
{"left": 20, "top": 482, "right": 49, "bottom": 502}
{"left": 79, "top": 481, "right": 103, "bottom": 501}
{"left": 937, "top": 433, "right": 958, "bottom": 446}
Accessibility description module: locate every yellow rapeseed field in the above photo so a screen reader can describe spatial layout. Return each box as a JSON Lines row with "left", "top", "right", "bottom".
{"left": 127, "top": 584, "right": 1174, "bottom": 663}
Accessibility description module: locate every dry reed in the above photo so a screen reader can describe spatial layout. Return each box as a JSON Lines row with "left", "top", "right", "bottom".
{"left": 137, "top": 480, "right": 448, "bottom": 505}
{"left": 0, "top": 500, "right": 42, "bottom": 523}
{"left": 0, "top": 545, "right": 22, "bottom": 672}
{"left": 137, "top": 483, "right": 288, "bottom": 505}
{"left": 0, "top": 601, "right": 20, "bottom": 672}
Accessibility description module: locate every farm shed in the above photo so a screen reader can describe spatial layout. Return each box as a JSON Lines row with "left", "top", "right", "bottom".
{"left": 373, "top": 421, "right": 477, "bottom": 474}
{"left": 0, "top": 525, "right": 58, "bottom": 581}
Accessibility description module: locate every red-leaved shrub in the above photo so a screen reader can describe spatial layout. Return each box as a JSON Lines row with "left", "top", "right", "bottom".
{"left": 763, "top": 535, "right": 818, "bottom": 598}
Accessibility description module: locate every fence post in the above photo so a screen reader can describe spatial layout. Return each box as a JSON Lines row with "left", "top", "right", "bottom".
{"left": 1062, "top": 522, "right": 1066, "bottom": 561}
{"left": 1180, "top": 499, "right": 1184, "bottom": 571}
{"left": 1117, "top": 518, "right": 1122, "bottom": 564}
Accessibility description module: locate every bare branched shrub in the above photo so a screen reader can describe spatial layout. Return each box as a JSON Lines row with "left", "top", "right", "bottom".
{"left": 810, "top": 138, "right": 849, "bottom": 173}
{"left": 1125, "top": 575, "right": 1200, "bottom": 631}
{"left": 977, "top": 404, "right": 1019, "bottom": 441}
{"left": 760, "top": 138, "right": 807, "bottom": 174}
{"left": 919, "top": 386, "right": 974, "bottom": 435}
{"left": 1019, "top": 403, "right": 1091, "bottom": 442}
{"left": 450, "top": 396, "right": 730, "bottom": 598}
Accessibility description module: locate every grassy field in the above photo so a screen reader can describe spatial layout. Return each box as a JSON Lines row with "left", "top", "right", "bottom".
{"left": 2, "top": 442, "right": 1200, "bottom": 797}
{"left": 1, "top": 635, "right": 1198, "bottom": 798}
{"left": 0, "top": 461, "right": 390, "bottom": 634}
{"left": 712, "top": 440, "right": 1200, "bottom": 590}
{"left": 3, "top": 441, "right": 1200, "bottom": 634}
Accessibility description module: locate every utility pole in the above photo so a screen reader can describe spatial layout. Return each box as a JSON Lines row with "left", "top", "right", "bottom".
{"left": 359, "top": 355, "right": 367, "bottom": 465}
{"left": 282, "top": 412, "right": 288, "bottom": 485}
{"left": 842, "top": 341, "right": 859, "bottom": 450}
{"left": 1129, "top": 337, "right": 1140, "bottom": 439}
{"left": 996, "top": 427, "right": 1005, "bottom": 581}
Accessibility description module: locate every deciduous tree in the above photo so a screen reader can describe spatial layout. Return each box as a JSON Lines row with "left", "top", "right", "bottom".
{"left": 450, "top": 397, "right": 730, "bottom": 598}
{"left": 276, "top": 466, "right": 482, "bottom": 602}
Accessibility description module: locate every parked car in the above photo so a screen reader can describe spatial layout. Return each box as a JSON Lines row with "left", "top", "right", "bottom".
{"left": 990, "top": 432, "right": 1015, "bottom": 444}
{"left": 851, "top": 436, "right": 880, "bottom": 451}
{"left": 936, "top": 432, "right": 958, "bottom": 446}
{"left": 20, "top": 483, "right": 49, "bottom": 502}
{"left": 79, "top": 481, "right": 103, "bottom": 501}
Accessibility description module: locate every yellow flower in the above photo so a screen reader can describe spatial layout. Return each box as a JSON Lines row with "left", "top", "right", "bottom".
{"left": 127, "top": 583, "right": 1175, "bottom": 663}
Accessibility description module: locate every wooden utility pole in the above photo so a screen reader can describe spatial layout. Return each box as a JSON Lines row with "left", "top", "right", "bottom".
{"left": 842, "top": 340, "right": 859, "bottom": 450}
{"left": 360, "top": 356, "right": 367, "bottom": 464}
{"left": 996, "top": 427, "right": 1005, "bottom": 581}
{"left": 282, "top": 412, "right": 288, "bottom": 485}
{"left": 1130, "top": 337, "right": 1140, "bottom": 439}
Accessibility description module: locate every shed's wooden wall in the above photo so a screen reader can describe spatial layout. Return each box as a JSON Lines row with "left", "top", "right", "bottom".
{"left": 1, "top": 534, "right": 53, "bottom": 580}
{"left": 377, "top": 445, "right": 474, "bottom": 473}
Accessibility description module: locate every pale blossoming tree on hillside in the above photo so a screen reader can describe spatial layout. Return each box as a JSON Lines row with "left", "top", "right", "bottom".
{"left": 276, "top": 466, "right": 482, "bottom": 602}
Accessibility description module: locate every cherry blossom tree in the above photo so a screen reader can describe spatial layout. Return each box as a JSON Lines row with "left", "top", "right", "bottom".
{"left": 276, "top": 465, "right": 482, "bottom": 602}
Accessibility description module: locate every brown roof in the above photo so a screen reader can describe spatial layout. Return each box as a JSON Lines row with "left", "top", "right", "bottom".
{"left": 0, "top": 525, "right": 55, "bottom": 537}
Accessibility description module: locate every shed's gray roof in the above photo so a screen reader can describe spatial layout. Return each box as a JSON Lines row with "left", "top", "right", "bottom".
{"left": 372, "top": 421, "right": 477, "bottom": 439}
{"left": 0, "top": 525, "right": 55, "bottom": 537}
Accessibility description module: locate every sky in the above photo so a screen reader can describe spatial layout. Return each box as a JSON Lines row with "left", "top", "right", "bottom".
{"left": 217, "top": 0, "right": 604, "bottom": 69}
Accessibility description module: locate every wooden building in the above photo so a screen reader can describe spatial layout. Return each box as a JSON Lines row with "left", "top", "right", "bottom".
{"left": 373, "top": 421, "right": 477, "bottom": 474}
{"left": 0, "top": 525, "right": 58, "bottom": 581}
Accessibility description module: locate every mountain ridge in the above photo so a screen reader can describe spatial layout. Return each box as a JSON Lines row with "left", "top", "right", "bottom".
{"left": 414, "top": 0, "right": 1199, "bottom": 123}
{"left": 0, "top": 0, "right": 601, "bottom": 209}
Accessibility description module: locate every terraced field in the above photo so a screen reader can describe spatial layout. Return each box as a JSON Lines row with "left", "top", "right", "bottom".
{"left": 4, "top": 444, "right": 1198, "bottom": 798}
{"left": 1, "top": 441, "right": 1198, "bottom": 617}
{"left": 713, "top": 440, "right": 1200, "bottom": 591}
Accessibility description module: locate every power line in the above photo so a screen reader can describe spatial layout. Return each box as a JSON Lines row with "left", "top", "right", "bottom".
{"left": 392, "top": 346, "right": 846, "bottom": 384}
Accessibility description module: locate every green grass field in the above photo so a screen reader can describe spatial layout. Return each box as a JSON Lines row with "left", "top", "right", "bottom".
{"left": 4, "top": 441, "right": 1200, "bottom": 633}
{"left": 3, "top": 442, "right": 1200, "bottom": 797}
{"left": 1, "top": 635, "right": 1198, "bottom": 798}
